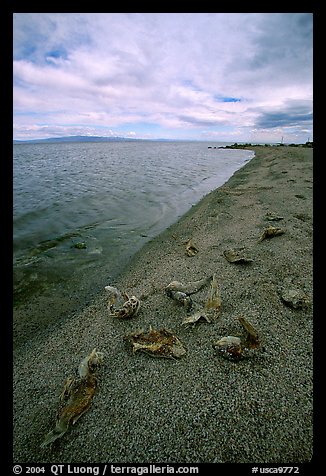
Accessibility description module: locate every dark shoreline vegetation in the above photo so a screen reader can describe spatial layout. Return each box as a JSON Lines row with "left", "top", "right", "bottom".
{"left": 13, "top": 146, "right": 312, "bottom": 463}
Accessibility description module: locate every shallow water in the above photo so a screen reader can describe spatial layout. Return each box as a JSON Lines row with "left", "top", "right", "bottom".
{"left": 13, "top": 141, "right": 253, "bottom": 311}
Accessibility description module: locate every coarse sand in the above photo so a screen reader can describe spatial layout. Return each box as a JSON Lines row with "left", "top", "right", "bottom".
{"left": 13, "top": 146, "right": 313, "bottom": 464}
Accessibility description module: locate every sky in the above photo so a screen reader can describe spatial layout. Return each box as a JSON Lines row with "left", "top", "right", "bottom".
{"left": 13, "top": 13, "right": 313, "bottom": 143}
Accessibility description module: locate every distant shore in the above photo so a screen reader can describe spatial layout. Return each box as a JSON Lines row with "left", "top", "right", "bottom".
{"left": 13, "top": 146, "right": 313, "bottom": 464}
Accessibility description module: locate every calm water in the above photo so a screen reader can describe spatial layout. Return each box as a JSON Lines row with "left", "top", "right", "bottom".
{"left": 13, "top": 141, "right": 253, "bottom": 313}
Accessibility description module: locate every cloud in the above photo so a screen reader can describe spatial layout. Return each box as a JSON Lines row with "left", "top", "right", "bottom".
{"left": 13, "top": 13, "right": 313, "bottom": 142}
{"left": 254, "top": 100, "right": 313, "bottom": 129}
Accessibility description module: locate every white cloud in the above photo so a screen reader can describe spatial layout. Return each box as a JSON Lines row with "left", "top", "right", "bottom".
{"left": 13, "top": 13, "right": 313, "bottom": 142}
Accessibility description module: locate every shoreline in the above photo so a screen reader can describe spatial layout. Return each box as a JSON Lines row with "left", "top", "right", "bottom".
{"left": 13, "top": 146, "right": 313, "bottom": 463}
{"left": 13, "top": 146, "right": 254, "bottom": 350}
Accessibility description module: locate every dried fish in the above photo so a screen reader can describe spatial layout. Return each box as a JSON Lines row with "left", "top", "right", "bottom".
{"left": 185, "top": 239, "right": 199, "bottom": 256}
{"left": 259, "top": 225, "right": 285, "bottom": 242}
{"left": 238, "top": 316, "right": 260, "bottom": 349}
{"left": 40, "top": 349, "right": 104, "bottom": 448}
{"left": 104, "top": 285, "right": 125, "bottom": 308}
{"left": 205, "top": 274, "right": 221, "bottom": 318}
{"left": 182, "top": 309, "right": 211, "bottom": 325}
{"left": 165, "top": 276, "right": 210, "bottom": 295}
{"left": 181, "top": 274, "right": 221, "bottom": 325}
{"left": 223, "top": 248, "right": 253, "bottom": 264}
{"left": 111, "top": 295, "right": 140, "bottom": 319}
{"left": 124, "top": 327, "right": 186, "bottom": 359}
{"left": 165, "top": 276, "right": 211, "bottom": 313}
{"left": 166, "top": 290, "right": 193, "bottom": 309}
{"left": 212, "top": 336, "right": 243, "bottom": 361}
{"left": 78, "top": 348, "right": 104, "bottom": 377}
{"left": 105, "top": 285, "right": 140, "bottom": 318}
{"left": 213, "top": 316, "right": 261, "bottom": 361}
{"left": 213, "top": 336, "right": 241, "bottom": 347}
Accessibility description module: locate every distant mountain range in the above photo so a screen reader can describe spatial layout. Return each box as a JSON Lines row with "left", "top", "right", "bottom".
{"left": 13, "top": 135, "right": 174, "bottom": 144}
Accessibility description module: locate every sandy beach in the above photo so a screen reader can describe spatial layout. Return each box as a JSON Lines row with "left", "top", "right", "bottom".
{"left": 13, "top": 146, "right": 313, "bottom": 464}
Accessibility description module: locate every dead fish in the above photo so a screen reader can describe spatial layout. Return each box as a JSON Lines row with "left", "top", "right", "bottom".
{"left": 205, "top": 274, "right": 221, "bottom": 317}
{"left": 223, "top": 248, "right": 253, "bottom": 264}
{"left": 78, "top": 348, "right": 104, "bottom": 377}
{"left": 40, "top": 349, "right": 104, "bottom": 448}
{"left": 165, "top": 276, "right": 211, "bottom": 311}
{"left": 124, "top": 327, "right": 186, "bottom": 359}
{"left": 212, "top": 336, "right": 243, "bottom": 361}
{"left": 182, "top": 274, "right": 221, "bottom": 325}
{"left": 265, "top": 212, "right": 284, "bottom": 221}
{"left": 165, "top": 276, "right": 211, "bottom": 295}
{"left": 281, "top": 288, "right": 310, "bottom": 309}
{"left": 185, "top": 239, "right": 199, "bottom": 256}
{"left": 182, "top": 308, "right": 212, "bottom": 325}
{"left": 166, "top": 290, "right": 193, "bottom": 309}
{"left": 213, "top": 317, "right": 261, "bottom": 361}
{"left": 110, "top": 294, "right": 140, "bottom": 319}
{"left": 104, "top": 285, "right": 126, "bottom": 308}
{"left": 259, "top": 225, "right": 285, "bottom": 242}
{"left": 105, "top": 285, "right": 140, "bottom": 318}
{"left": 238, "top": 316, "right": 260, "bottom": 349}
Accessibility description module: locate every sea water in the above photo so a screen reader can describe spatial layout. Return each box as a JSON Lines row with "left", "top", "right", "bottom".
{"left": 13, "top": 141, "right": 253, "bottom": 330}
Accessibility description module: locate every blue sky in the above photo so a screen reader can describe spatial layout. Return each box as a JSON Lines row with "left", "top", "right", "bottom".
{"left": 13, "top": 13, "right": 313, "bottom": 143}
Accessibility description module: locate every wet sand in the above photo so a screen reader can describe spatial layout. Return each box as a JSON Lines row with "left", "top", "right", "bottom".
{"left": 13, "top": 146, "right": 313, "bottom": 464}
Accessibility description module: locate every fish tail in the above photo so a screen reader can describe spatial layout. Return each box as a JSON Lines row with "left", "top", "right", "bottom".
{"left": 40, "top": 419, "right": 68, "bottom": 448}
